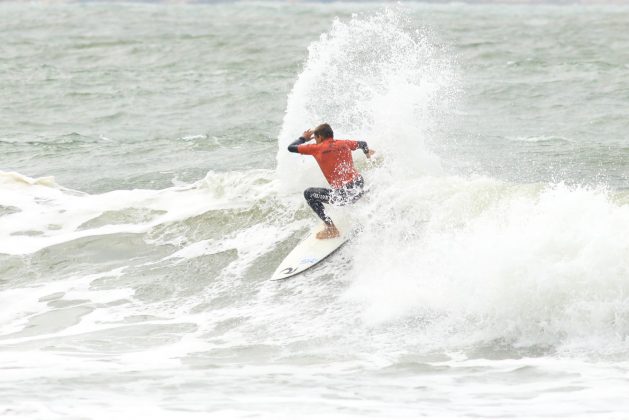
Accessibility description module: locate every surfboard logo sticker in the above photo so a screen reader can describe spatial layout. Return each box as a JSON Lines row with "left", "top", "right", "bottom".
{"left": 281, "top": 267, "right": 297, "bottom": 275}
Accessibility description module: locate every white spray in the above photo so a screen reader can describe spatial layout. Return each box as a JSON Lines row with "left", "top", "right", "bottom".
{"left": 275, "top": 9, "right": 456, "bottom": 193}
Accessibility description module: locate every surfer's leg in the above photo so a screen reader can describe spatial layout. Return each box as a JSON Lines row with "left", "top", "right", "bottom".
{"left": 304, "top": 188, "right": 333, "bottom": 225}
{"left": 304, "top": 188, "right": 340, "bottom": 239}
{"left": 348, "top": 176, "right": 365, "bottom": 203}
{"left": 333, "top": 176, "right": 365, "bottom": 207}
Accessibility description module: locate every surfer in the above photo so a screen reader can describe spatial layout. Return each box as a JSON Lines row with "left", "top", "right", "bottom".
{"left": 288, "top": 123, "right": 375, "bottom": 239}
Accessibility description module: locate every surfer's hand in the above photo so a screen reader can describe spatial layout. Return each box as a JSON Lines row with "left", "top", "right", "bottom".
{"left": 302, "top": 129, "right": 313, "bottom": 141}
{"left": 366, "top": 149, "right": 376, "bottom": 158}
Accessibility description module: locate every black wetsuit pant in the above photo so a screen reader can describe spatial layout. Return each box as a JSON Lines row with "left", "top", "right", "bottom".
{"left": 304, "top": 176, "right": 364, "bottom": 226}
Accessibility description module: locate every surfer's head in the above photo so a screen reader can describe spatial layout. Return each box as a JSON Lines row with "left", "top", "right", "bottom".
{"left": 313, "top": 123, "right": 333, "bottom": 142}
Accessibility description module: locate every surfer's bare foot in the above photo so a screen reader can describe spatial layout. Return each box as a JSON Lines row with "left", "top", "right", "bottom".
{"left": 316, "top": 225, "right": 340, "bottom": 240}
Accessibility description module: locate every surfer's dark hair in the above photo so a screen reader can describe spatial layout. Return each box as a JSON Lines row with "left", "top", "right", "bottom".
{"left": 314, "top": 123, "right": 333, "bottom": 139}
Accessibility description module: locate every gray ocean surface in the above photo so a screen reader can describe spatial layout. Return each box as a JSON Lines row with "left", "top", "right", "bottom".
{"left": 1, "top": 2, "right": 629, "bottom": 419}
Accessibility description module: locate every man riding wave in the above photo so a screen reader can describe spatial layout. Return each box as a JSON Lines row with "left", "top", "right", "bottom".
{"left": 288, "top": 123, "right": 375, "bottom": 239}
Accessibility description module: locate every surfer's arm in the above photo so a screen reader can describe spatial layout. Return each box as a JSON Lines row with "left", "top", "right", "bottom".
{"left": 287, "top": 136, "right": 308, "bottom": 153}
{"left": 351, "top": 140, "right": 375, "bottom": 158}
{"left": 288, "top": 129, "right": 316, "bottom": 153}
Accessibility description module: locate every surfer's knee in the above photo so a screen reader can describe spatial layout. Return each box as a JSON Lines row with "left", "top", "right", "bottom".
{"left": 305, "top": 188, "right": 328, "bottom": 203}
{"left": 304, "top": 188, "right": 315, "bottom": 203}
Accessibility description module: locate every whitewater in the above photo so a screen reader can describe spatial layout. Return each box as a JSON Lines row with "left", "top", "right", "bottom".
{"left": 1, "top": 2, "right": 629, "bottom": 419}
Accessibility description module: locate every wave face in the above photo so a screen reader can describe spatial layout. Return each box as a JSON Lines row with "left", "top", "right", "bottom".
{"left": 275, "top": 8, "right": 629, "bottom": 358}
{"left": 2, "top": 3, "right": 629, "bottom": 419}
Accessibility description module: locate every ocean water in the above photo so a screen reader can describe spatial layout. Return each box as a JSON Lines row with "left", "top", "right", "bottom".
{"left": 2, "top": 2, "right": 629, "bottom": 418}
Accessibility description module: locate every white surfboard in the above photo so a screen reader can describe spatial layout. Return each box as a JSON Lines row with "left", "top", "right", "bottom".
{"left": 271, "top": 215, "right": 353, "bottom": 281}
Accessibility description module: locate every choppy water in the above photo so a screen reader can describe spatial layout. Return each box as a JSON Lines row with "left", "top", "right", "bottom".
{"left": 2, "top": 2, "right": 629, "bottom": 419}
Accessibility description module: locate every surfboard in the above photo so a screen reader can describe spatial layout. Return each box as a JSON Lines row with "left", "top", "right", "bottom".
{"left": 271, "top": 214, "right": 352, "bottom": 281}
